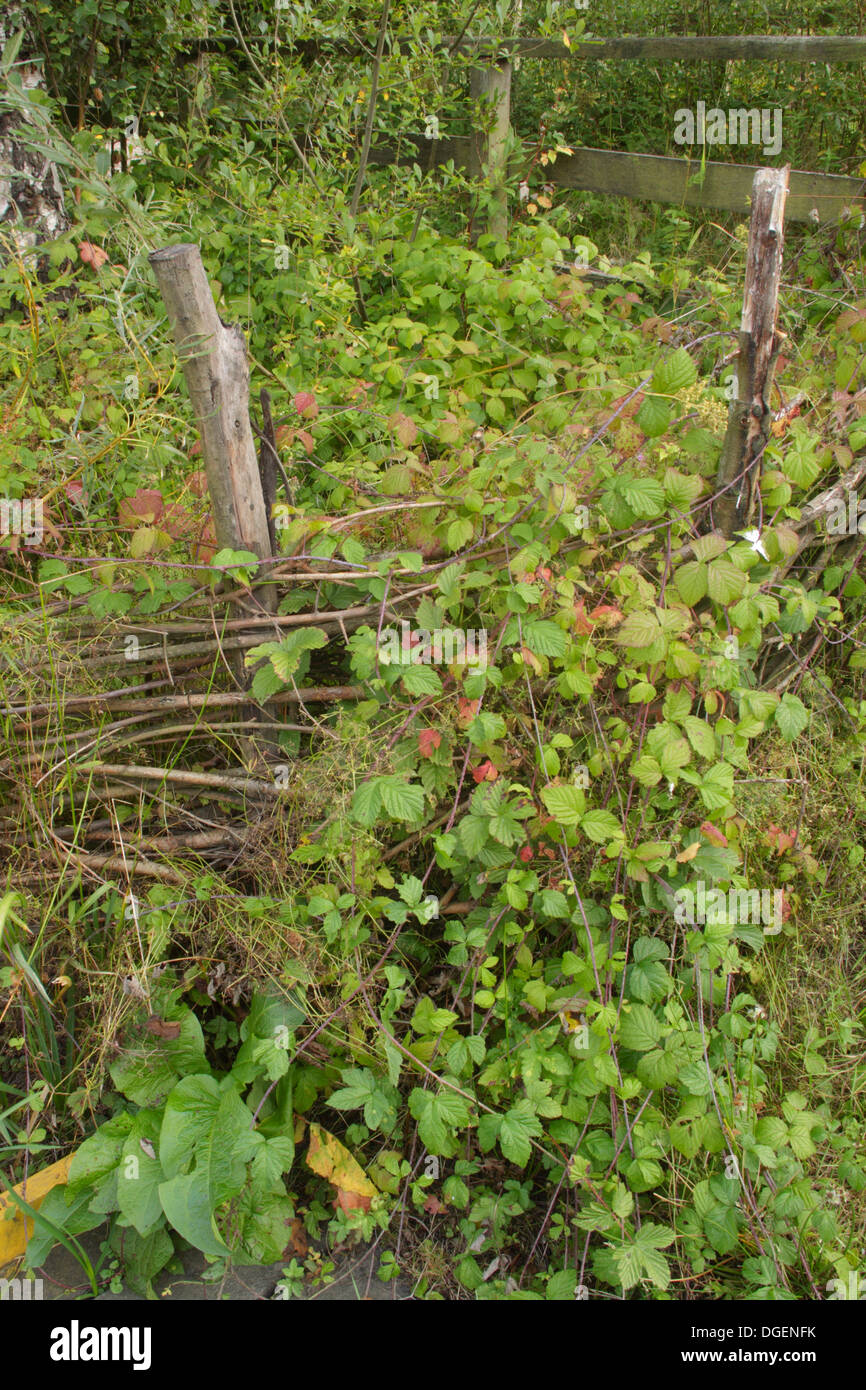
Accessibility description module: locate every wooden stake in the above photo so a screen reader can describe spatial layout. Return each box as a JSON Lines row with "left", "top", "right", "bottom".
{"left": 149, "top": 243, "right": 278, "bottom": 754}
{"left": 714, "top": 166, "right": 790, "bottom": 538}
{"left": 469, "top": 61, "right": 512, "bottom": 241}
{"left": 148, "top": 244, "right": 274, "bottom": 582}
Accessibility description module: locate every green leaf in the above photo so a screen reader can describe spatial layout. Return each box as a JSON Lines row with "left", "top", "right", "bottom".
{"left": 498, "top": 1101, "right": 543, "bottom": 1167}
{"left": 19, "top": 1185, "right": 105, "bottom": 1269}
{"left": 117, "top": 1110, "right": 165, "bottom": 1236}
{"left": 251, "top": 665, "right": 284, "bottom": 702}
{"left": 622, "top": 478, "right": 665, "bottom": 518}
{"left": 615, "top": 611, "right": 661, "bottom": 648}
{"left": 738, "top": 689, "right": 779, "bottom": 724}
{"left": 233, "top": 1188, "right": 296, "bottom": 1265}
{"left": 623, "top": 1157, "right": 664, "bottom": 1193}
{"left": 408, "top": 1088, "right": 470, "bottom": 1155}
{"left": 351, "top": 780, "right": 382, "bottom": 827}
{"left": 619, "top": 1003, "right": 662, "bottom": 1051}
{"left": 775, "top": 693, "right": 809, "bottom": 741}
{"left": 67, "top": 1113, "right": 135, "bottom": 1196}
{"left": 211, "top": 548, "right": 260, "bottom": 580}
{"left": 400, "top": 663, "right": 443, "bottom": 696}
{"left": 158, "top": 1078, "right": 258, "bottom": 1257}
{"left": 111, "top": 1226, "right": 174, "bottom": 1290}
{"left": 637, "top": 1042, "right": 681, "bottom": 1088}
{"left": 522, "top": 618, "right": 567, "bottom": 658}
{"left": 109, "top": 1011, "right": 209, "bottom": 1108}
{"left": 673, "top": 561, "right": 708, "bottom": 606}
{"left": 540, "top": 784, "right": 585, "bottom": 827}
{"left": 630, "top": 755, "right": 662, "bottom": 787}
{"left": 659, "top": 736, "right": 691, "bottom": 779}
{"left": 157, "top": 1171, "right": 229, "bottom": 1259}
{"left": 682, "top": 716, "right": 715, "bottom": 758}
{"left": 636, "top": 395, "right": 671, "bottom": 437}
{"left": 447, "top": 517, "right": 474, "bottom": 551}
{"left": 379, "top": 776, "right": 425, "bottom": 823}
{"left": 579, "top": 808, "right": 623, "bottom": 844}
{"left": 690, "top": 533, "right": 728, "bottom": 564}
{"left": 250, "top": 1136, "right": 296, "bottom": 1193}
{"left": 707, "top": 557, "right": 747, "bottom": 605}
{"left": 246, "top": 628, "right": 328, "bottom": 686}
{"left": 380, "top": 465, "right": 412, "bottom": 495}
{"left": 159, "top": 1076, "right": 257, "bottom": 1188}
{"left": 652, "top": 347, "right": 697, "bottom": 396}
{"left": 696, "top": 762, "right": 734, "bottom": 811}
{"left": 703, "top": 1203, "right": 740, "bottom": 1254}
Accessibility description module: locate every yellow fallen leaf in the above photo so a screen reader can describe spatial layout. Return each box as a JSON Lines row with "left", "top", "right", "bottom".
{"left": 0, "top": 1155, "right": 73, "bottom": 1270}
{"left": 676, "top": 841, "right": 701, "bottom": 863}
{"left": 305, "top": 1123, "right": 377, "bottom": 1201}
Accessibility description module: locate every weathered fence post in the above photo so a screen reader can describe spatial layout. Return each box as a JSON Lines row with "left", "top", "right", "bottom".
{"left": 714, "top": 166, "right": 790, "bottom": 538}
{"left": 149, "top": 244, "right": 279, "bottom": 753}
{"left": 469, "top": 60, "right": 512, "bottom": 240}
{"left": 148, "top": 244, "right": 275, "bottom": 579}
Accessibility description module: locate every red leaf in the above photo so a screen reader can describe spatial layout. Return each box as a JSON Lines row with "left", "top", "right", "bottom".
{"left": 333, "top": 1189, "right": 371, "bottom": 1214}
{"left": 160, "top": 501, "right": 195, "bottom": 540}
{"left": 188, "top": 439, "right": 202, "bottom": 458}
{"left": 588, "top": 604, "right": 624, "bottom": 629}
{"left": 573, "top": 600, "right": 593, "bottom": 635}
{"left": 297, "top": 429, "right": 315, "bottom": 457}
{"left": 187, "top": 470, "right": 208, "bottom": 499}
{"left": 294, "top": 391, "right": 319, "bottom": 420}
{"left": 78, "top": 240, "right": 109, "bottom": 270}
{"left": 519, "top": 845, "right": 533, "bottom": 863}
{"left": 418, "top": 729, "right": 441, "bottom": 759}
{"left": 191, "top": 516, "right": 216, "bottom": 565}
{"left": 458, "top": 698, "right": 479, "bottom": 725}
{"left": 389, "top": 411, "right": 418, "bottom": 448}
{"left": 288, "top": 1218, "right": 308, "bottom": 1257}
{"left": 423, "top": 1194, "right": 447, "bottom": 1216}
{"left": 117, "top": 489, "right": 165, "bottom": 527}
{"left": 700, "top": 821, "right": 728, "bottom": 848}
{"left": 766, "top": 823, "right": 797, "bottom": 855}
{"left": 471, "top": 760, "right": 498, "bottom": 783}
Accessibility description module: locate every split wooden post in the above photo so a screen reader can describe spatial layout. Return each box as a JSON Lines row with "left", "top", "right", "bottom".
{"left": 149, "top": 244, "right": 279, "bottom": 752}
{"left": 714, "top": 166, "right": 790, "bottom": 538}
{"left": 148, "top": 244, "right": 274, "bottom": 578}
{"left": 469, "top": 60, "right": 512, "bottom": 241}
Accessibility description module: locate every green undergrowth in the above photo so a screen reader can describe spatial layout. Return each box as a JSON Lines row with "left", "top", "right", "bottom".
{"left": 2, "top": 65, "right": 866, "bottom": 1301}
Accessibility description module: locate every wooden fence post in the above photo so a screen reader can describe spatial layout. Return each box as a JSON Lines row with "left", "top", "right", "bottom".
{"left": 149, "top": 243, "right": 279, "bottom": 755}
{"left": 714, "top": 166, "right": 790, "bottom": 538}
{"left": 148, "top": 243, "right": 275, "bottom": 601}
{"left": 469, "top": 60, "right": 512, "bottom": 240}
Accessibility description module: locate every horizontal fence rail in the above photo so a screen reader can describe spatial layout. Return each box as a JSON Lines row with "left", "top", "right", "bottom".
{"left": 368, "top": 139, "right": 865, "bottom": 224}
{"left": 429, "top": 35, "right": 866, "bottom": 63}
{"left": 178, "top": 34, "right": 866, "bottom": 65}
